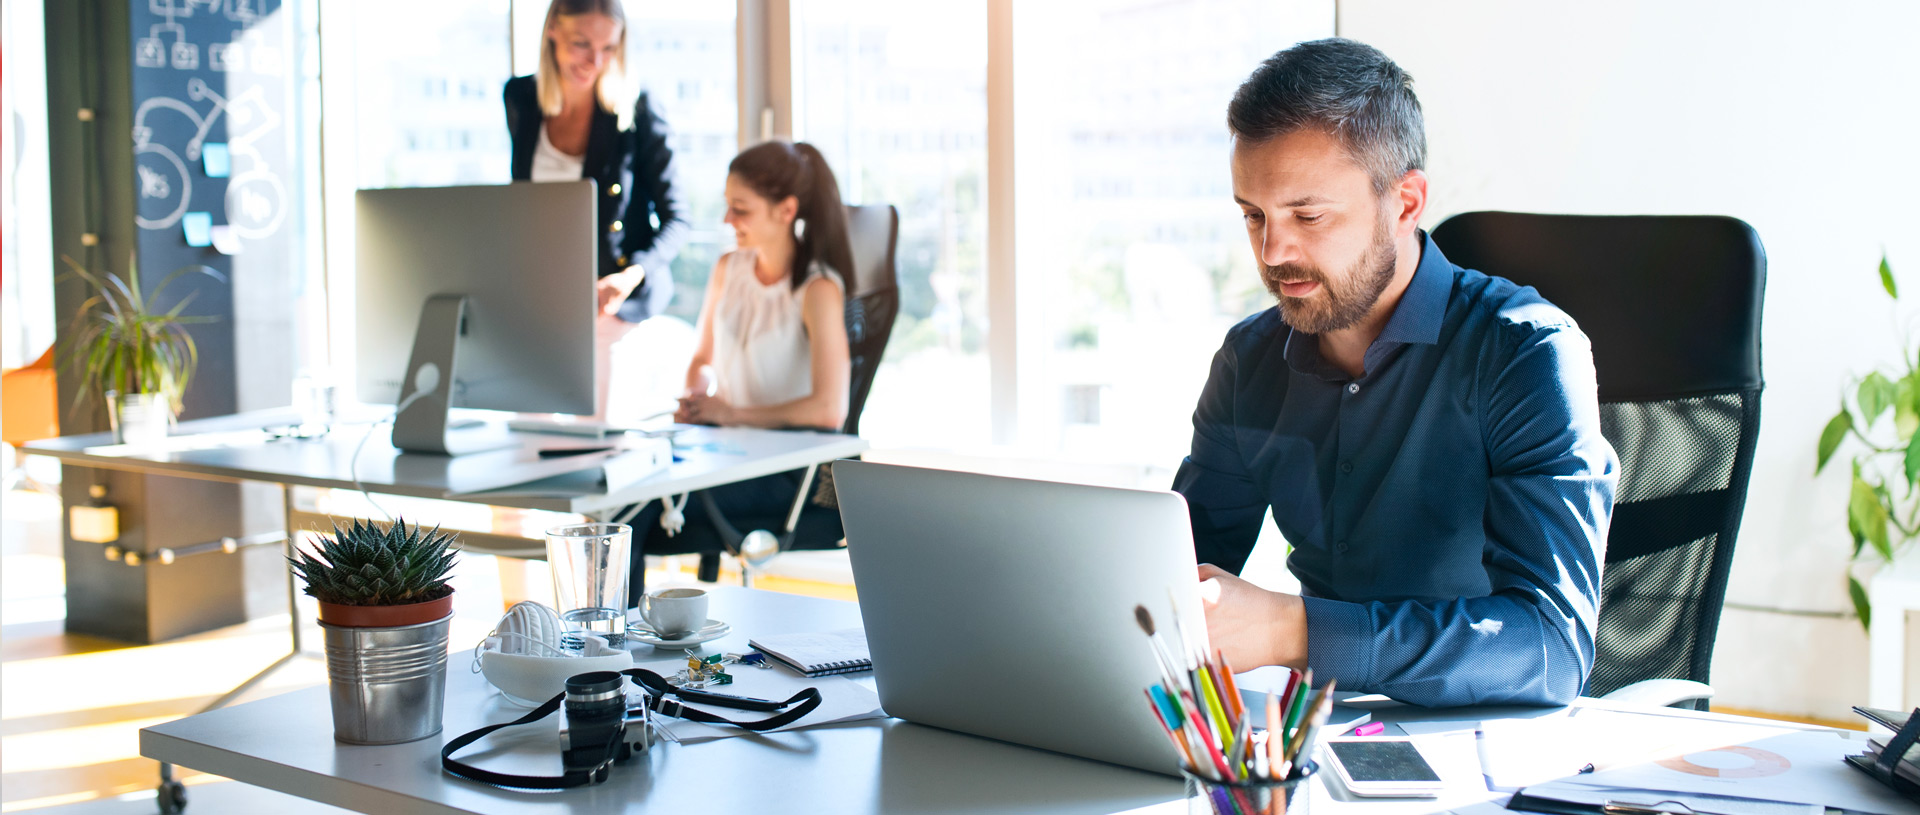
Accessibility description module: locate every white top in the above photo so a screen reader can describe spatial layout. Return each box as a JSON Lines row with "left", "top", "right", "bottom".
{"left": 530, "top": 123, "right": 584, "bottom": 182}
{"left": 712, "top": 248, "right": 845, "bottom": 410}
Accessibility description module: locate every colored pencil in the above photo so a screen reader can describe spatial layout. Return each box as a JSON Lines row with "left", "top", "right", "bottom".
{"left": 1145, "top": 688, "right": 1197, "bottom": 771}
{"left": 1216, "top": 650, "right": 1247, "bottom": 721}
{"left": 1265, "top": 690, "right": 1282, "bottom": 778}
{"left": 1196, "top": 662, "right": 1233, "bottom": 752}
{"left": 1187, "top": 704, "right": 1234, "bottom": 779}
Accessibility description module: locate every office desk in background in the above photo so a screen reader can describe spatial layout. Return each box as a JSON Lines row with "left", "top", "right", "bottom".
{"left": 24, "top": 408, "right": 867, "bottom": 555}
{"left": 141, "top": 588, "right": 1859, "bottom": 815}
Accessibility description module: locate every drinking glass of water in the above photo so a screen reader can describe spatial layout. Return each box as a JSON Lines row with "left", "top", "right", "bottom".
{"left": 543, "top": 523, "right": 633, "bottom": 649}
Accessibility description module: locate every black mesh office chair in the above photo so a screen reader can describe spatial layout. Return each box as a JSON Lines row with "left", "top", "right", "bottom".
{"left": 689, "top": 203, "right": 900, "bottom": 581}
{"left": 1432, "top": 212, "right": 1766, "bottom": 710}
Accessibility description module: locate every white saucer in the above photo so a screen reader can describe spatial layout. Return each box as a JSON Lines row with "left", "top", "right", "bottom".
{"left": 626, "top": 618, "right": 731, "bottom": 649}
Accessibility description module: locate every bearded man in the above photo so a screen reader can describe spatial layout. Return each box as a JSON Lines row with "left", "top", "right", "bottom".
{"left": 1176, "top": 39, "right": 1619, "bottom": 707}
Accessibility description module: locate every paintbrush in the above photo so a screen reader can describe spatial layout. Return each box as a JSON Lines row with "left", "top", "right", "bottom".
{"left": 1134, "top": 605, "right": 1189, "bottom": 698}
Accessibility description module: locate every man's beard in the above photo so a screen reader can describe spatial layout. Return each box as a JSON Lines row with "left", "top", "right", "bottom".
{"left": 1262, "top": 217, "right": 1398, "bottom": 335}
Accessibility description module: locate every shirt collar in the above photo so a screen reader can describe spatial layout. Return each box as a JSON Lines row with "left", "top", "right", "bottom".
{"left": 1280, "top": 230, "right": 1454, "bottom": 380}
{"left": 1373, "top": 230, "right": 1452, "bottom": 348}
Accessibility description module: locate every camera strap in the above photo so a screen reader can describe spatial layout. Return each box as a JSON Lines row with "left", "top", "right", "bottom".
{"left": 442, "top": 668, "right": 824, "bottom": 790}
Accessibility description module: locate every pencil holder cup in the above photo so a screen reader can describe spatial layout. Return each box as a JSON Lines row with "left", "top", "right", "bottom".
{"left": 1183, "top": 760, "right": 1316, "bottom": 815}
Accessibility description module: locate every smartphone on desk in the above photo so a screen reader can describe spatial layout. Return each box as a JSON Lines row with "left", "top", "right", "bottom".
{"left": 1324, "top": 737, "right": 1444, "bottom": 798}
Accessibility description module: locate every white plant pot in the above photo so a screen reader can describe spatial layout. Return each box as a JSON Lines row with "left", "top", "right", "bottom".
{"left": 109, "top": 392, "right": 172, "bottom": 446}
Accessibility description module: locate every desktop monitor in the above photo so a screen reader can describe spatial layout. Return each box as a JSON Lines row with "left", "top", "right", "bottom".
{"left": 355, "top": 182, "right": 597, "bottom": 453}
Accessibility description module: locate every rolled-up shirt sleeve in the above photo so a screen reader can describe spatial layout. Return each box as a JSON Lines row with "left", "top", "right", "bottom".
{"left": 1302, "top": 323, "right": 1614, "bottom": 707}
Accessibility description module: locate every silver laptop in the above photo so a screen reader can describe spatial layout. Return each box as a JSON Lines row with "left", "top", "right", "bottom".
{"left": 835, "top": 461, "right": 1207, "bottom": 775}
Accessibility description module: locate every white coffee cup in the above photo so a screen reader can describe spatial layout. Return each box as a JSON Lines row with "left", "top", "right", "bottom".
{"left": 640, "top": 587, "right": 709, "bottom": 638}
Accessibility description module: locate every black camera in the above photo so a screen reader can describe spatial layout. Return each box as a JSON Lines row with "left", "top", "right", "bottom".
{"left": 557, "top": 671, "right": 651, "bottom": 783}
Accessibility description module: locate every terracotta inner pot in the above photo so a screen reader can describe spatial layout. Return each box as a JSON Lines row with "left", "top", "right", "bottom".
{"left": 318, "top": 593, "right": 455, "bottom": 628}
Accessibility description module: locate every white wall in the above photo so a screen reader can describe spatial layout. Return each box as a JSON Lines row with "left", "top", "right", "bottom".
{"left": 1343, "top": 0, "right": 1920, "bottom": 717}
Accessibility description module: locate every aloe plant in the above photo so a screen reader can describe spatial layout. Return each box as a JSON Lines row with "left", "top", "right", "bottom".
{"left": 57, "top": 254, "right": 222, "bottom": 416}
{"left": 1816, "top": 252, "right": 1915, "bottom": 631}
{"left": 288, "top": 518, "right": 459, "bottom": 607}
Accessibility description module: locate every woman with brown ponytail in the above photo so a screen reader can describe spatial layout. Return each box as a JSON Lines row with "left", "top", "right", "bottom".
{"left": 626, "top": 141, "right": 853, "bottom": 601}
{"left": 673, "top": 140, "right": 854, "bottom": 430}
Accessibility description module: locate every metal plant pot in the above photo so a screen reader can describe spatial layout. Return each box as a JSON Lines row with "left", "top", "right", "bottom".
{"left": 108, "top": 391, "right": 172, "bottom": 445}
{"left": 320, "top": 614, "right": 451, "bottom": 745}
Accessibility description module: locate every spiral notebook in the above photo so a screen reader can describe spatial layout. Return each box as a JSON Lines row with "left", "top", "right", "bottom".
{"left": 748, "top": 628, "right": 872, "bottom": 677}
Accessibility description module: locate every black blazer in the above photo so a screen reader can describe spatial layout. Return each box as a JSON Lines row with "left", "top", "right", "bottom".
{"left": 505, "top": 75, "right": 686, "bottom": 322}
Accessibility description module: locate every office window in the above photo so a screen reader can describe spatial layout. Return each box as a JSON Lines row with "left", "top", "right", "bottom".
{"left": 798, "top": 0, "right": 992, "bottom": 449}
{"left": 1012, "top": 0, "right": 1332, "bottom": 465}
{"left": 621, "top": 1, "right": 738, "bottom": 324}
{"left": 353, "top": 2, "right": 512, "bottom": 189}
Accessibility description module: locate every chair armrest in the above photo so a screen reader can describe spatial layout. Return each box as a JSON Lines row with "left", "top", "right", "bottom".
{"left": 1600, "top": 678, "right": 1715, "bottom": 709}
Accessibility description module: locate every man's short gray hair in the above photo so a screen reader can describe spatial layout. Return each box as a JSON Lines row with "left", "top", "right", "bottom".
{"left": 1228, "top": 38, "right": 1426, "bottom": 195}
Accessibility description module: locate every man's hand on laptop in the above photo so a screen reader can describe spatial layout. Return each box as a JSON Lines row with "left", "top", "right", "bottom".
{"left": 1197, "top": 564, "right": 1308, "bottom": 671}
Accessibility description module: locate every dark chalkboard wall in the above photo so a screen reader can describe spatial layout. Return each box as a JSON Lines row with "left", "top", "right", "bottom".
{"left": 126, "top": 0, "right": 295, "bottom": 419}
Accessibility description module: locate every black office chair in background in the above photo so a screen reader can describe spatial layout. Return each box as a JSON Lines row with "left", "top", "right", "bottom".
{"left": 1432, "top": 212, "right": 1766, "bottom": 710}
{"left": 688, "top": 203, "right": 900, "bottom": 582}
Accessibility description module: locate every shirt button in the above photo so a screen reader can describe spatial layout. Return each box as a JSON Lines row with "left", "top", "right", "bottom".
{"left": 609, "top": 183, "right": 622, "bottom": 196}
{"left": 1347, "top": 382, "right": 1360, "bottom": 394}
{"left": 1336, "top": 540, "right": 1350, "bottom": 553}
{"left": 610, "top": 220, "right": 623, "bottom": 232}
{"left": 1339, "top": 461, "right": 1353, "bottom": 474}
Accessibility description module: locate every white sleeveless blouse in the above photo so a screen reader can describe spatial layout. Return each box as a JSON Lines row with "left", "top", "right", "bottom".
{"left": 712, "top": 249, "right": 846, "bottom": 410}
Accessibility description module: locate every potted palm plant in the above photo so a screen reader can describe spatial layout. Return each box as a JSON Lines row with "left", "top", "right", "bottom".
{"left": 288, "top": 518, "right": 460, "bottom": 744}
{"left": 57, "top": 254, "right": 221, "bottom": 444}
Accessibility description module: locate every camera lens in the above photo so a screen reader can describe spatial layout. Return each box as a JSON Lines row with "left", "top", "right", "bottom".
{"left": 565, "top": 671, "right": 624, "bottom": 702}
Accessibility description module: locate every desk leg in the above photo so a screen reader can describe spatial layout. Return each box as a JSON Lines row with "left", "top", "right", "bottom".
{"left": 1869, "top": 572, "right": 1908, "bottom": 711}
{"left": 156, "top": 484, "right": 315, "bottom": 813}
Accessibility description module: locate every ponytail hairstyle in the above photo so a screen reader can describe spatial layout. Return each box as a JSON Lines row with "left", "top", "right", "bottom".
{"left": 727, "top": 141, "right": 856, "bottom": 294}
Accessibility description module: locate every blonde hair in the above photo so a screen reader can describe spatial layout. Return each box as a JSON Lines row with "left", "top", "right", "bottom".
{"left": 535, "top": 0, "right": 631, "bottom": 128}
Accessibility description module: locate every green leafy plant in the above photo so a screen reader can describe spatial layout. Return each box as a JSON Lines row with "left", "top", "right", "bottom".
{"left": 288, "top": 518, "right": 460, "bottom": 607}
{"left": 56, "top": 254, "right": 222, "bottom": 415}
{"left": 1817, "top": 252, "right": 1915, "bottom": 631}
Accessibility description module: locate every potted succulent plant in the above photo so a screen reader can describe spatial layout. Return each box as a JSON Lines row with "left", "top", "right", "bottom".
{"left": 56, "top": 254, "right": 221, "bottom": 444}
{"left": 288, "top": 518, "right": 460, "bottom": 744}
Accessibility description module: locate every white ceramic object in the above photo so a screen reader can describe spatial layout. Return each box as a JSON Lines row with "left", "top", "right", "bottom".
{"left": 639, "top": 587, "right": 709, "bottom": 638}
{"left": 626, "top": 618, "right": 731, "bottom": 649}
{"left": 478, "top": 634, "right": 633, "bottom": 707}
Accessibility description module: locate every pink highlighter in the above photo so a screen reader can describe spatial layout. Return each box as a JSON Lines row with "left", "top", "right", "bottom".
{"left": 1352, "top": 721, "right": 1386, "bottom": 737}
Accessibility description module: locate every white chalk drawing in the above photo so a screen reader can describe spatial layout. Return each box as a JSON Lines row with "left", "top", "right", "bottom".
{"left": 132, "top": 77, "right": 284, "bottom": 240}
{"left": 138, "top": 0, "right": 270, "bottom": 72}
{"left": 209, "top": 42, "right": 238, "bottom": 71}
{"left": 171, "top": 41, "right": 199, "bottom": 70}
{"left": 137, "top": 163, "right": 173, "bottom": 199}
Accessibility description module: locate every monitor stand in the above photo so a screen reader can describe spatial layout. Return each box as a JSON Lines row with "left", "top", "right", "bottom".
{"left": 390, "top": 294, "right": 515, "bottom": 456}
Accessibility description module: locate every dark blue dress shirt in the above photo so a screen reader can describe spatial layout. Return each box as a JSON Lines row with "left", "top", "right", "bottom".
{"left": 1173, "top": 232, "right": 1617, "bottom": 707}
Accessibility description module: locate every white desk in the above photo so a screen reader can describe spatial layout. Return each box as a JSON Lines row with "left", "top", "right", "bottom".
{"left": 141, "top": 587, "right": 1186, "bottom": 815}
{"left": 22, "top": 408, "right": 869, "bottom": 516}
{"left": 141, "top": 588, "right": 1854, "bottom": 815}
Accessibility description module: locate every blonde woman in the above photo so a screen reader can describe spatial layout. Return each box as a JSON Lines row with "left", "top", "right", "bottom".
{"left": 504, "top": 0, "right": 685, "bottom": 419}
